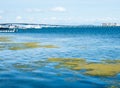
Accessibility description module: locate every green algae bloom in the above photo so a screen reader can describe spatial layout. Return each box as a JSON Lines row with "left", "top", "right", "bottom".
{"left": 33, "top": 60, "right": 48, "bottom": 68}
{"left": 0, "top": 37, "right": 11, "bottom": 42}
{"left": 24, "top": 42, "right": 40, "bottom": 48}
{"left": 84, "top": 64, "right": 120, "bottom": 76}
{"left": 47, "top": 58, "right": 120, "bottom": 77}
{"left": 102, "top": 59, "right": 120, "bottom": 64}
{"left": 9, "top": 47, "right": 24, "bottom": 50}
{"left": 9, "top": 42, "right": 40, "bottom": 50}
{"left": 108, "top": 85, "right": 118, "bottom": 88}
{"left": 39, "top": 45, "right": 59, "bottom": 48}
{"left": 48, "top": 58, "right": 85, "bottom": 63}
{"left": 13, "top": 60, "right": 48, "bottom": 72}
{"left": 7, "top": 42, "right": 58, "bottom": 50}
{"left": 13, "top": 63, "right": 35, "bottom": 71}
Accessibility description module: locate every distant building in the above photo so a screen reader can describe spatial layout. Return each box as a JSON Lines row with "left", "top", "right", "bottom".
{"left": 102, "top": 23, "right": 117, "bottom": 26}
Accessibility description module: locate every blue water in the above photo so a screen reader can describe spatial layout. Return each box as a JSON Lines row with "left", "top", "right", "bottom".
{"left": 0, "top": 27, "right": 120, "bottom": 88}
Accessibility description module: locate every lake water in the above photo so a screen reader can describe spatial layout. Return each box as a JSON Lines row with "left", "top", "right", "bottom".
{"left": 0, "top": 27, "right": 120, "bottom": 88}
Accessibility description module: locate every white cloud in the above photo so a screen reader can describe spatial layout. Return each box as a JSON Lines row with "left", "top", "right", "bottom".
{"left": 51, "top": 7, "right": 66, "bottom": 12}
{"left": 26, "top": 8, "right": 42, "bottom": 13}
{"left": 25, "top": 7, "right": 66, "bottom": 13}
{"left": 16, "top": 16, "right": 22, "bottom": 20}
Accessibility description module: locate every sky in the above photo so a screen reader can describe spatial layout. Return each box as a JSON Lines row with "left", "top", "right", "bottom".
{"left": 0, "top": 0, "right": 120, "bottom": 25}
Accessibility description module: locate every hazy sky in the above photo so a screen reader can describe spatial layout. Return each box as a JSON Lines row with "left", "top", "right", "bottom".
{"left": 0, "top": 0, "right": 120, "bottom": 25}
